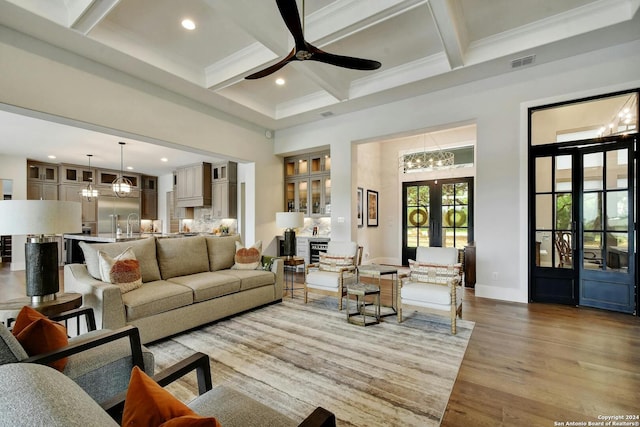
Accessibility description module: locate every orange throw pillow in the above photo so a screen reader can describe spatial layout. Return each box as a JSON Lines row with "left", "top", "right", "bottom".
{"left": 122, "top": 366, "right": 221, "bottom": 427}
{"left": 12, "top": 306, "right": 68, "bottom": 371}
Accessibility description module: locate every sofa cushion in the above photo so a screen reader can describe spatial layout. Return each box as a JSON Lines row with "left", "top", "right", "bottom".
{"left": 217, "top": 270, "right": 277, "bottom": 291}
{"left": 205, "top": 235, "right": 241, "bottom": 271}
{"left": 79, "top": 238, "right": 161, "bottom": 283}
{"left": 167, "top": 272, "right": 241, "bottom": 303}
{"left": 401, "top": 281, "right": 463, "bottom": 307}
{"left": 156, "top": 237, "right": 210, "bottom": 280}
{"left": 188, "top": 385, "right": 297, "bottom": 427}
{"left": 121, "top": 281, "right": 193, "bottom": 321}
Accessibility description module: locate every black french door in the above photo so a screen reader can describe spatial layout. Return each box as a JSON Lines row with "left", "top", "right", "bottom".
{"left": 402, "top": 178, "right": 473, "bottom": 265}
{"left": 530, "top": 138, "right": 636, "bottom": 313}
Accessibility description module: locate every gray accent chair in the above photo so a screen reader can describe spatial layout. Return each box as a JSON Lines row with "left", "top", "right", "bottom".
{"left": 0, "top": 353, "right": 336, "bottom": 427}
{"left": 0, "top": 307, "right": 154, "bottom": 405}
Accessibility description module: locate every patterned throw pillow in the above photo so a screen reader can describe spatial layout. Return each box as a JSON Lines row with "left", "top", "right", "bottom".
{"left": 232, "top": 240, "right": 262, "bottom": 270}
{"left": 408, "top": 260, "right": 462, "bottom": 284}
{"left": 98, "top": 247, "right": 143, "bottom": 293}
{"left": 318, "top": 253, "right": 355, "bottom": 272}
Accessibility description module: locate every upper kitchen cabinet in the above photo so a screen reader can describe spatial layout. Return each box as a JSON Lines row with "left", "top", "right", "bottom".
{"left": 27, "top": 160, "right": 58, "bottom": 200}
{"left": 175, "top": 162, "right": 212, "bottom": 208}
{"left": 141, "top": 175, "right": 158, "bottom": 219}
{"left": 97, "top": 169, "right": 140, "bottom": 189}
{"left": 283, "top": 151, "right": 330, "bottom": 216}
{"left": 211, "top": 161, "right": 237, "bottom": 218}
{"left": 58, "top": 184, "right": 97, "bottom": 224}
{"left": 60, "top": 164, "right": 95, "bottom": 185}
{"left": 284, "top": 151, "right": 330, "bottom": 178}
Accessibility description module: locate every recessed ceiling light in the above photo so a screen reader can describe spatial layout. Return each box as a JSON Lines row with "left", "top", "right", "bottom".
{"left": 181, "top": 18, "right": 196, "bottom": 30}
{"left": 47, "top": 155, "right": 56, "bottom": 159}
{"left": 160, "top": 157, "right": 168, "bottom": 162}
{"left": 127, "top": 166, "right": 134, "bottom": 170}
{"left": 275, "top": 78, "right": 285, "bottom": 86}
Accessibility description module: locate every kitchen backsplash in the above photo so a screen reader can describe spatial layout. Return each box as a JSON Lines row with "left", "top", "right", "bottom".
{"left": 298, "top": 216, "right": 331, "bottom": 237}
{"left": 180, "top": 207, "right": 237, "bottom": 234}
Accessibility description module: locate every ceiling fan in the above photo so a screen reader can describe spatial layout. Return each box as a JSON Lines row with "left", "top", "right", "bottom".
{"left": 245, "top": 0, "right": 382, "bottom": 80}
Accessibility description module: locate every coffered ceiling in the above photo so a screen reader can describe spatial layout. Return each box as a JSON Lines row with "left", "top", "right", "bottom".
{"left": 0, "top": 0, "right": 639, "bottom": 172}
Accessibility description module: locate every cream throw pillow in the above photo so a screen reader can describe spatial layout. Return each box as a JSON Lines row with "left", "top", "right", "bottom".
{"left": 98, "top": 247, "right": 143, "bottom": 293}
{"left": 231, "top": 240, "right": 262, "bottom": 270}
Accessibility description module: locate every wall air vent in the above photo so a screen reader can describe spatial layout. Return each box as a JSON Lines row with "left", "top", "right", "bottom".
{"left": 320, "top": 111, "right": 334, "bottom": 118}
{"left": 511, "top": 54, "right": 536, "bottom": 69}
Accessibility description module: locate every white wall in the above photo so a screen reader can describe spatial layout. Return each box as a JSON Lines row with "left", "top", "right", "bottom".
{"left": 275, "top": 39, "right": 640, "bottom": 304}
{"left": 0, "top": 26, "right": 284, "bottom": 255}
{"left": 0, "top": 155, "right": 27, "bottom": 270}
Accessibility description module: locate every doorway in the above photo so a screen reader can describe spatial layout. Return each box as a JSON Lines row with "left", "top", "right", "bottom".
{"left": 402, "top": 177, "right": 473, "bottom": 265}
{"left": 529, "top": 90, "right": 638, "bottom": 314}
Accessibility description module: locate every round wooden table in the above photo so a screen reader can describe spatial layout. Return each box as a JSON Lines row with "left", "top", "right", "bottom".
{"left": 0, "top": 293, "right": 82, "bottom": 324}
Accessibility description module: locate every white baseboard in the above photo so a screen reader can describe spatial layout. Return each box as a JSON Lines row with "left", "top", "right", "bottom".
{"left": 474, "top": 283, "right": 528, "bottom": 304}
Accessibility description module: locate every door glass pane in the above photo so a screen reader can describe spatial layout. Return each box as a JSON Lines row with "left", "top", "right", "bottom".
{"left": 584, "top": 152, "right": 603, "bottom": 191}
{"left": 286, "top": 182, "right": 295, "bottom": 211}
{"left": 406, "top": 185, "right": 430, "bottom": 249}
{"left": 606, "top": 149, "right": 627, "bottom": 189}
{"left": 606, "top": 190, "right": 628, "bottom": 231}
{"left": 536, "top": 157, "right": 552, "bottom": 192}
{"left": 535, "top": 231, "right": 553, "bottom": 267}
{"left": 555, "top": 155, "right": 572, "bottom": 191}
{"left": 536, "top": 194, "right": 552, "bottom": 229}
{"left": 555, "top": 193, "right": 572, "bottom": 230}
{"left": 554, "top": 231, "right": 572, "bottom": 269}
{"left": 583, "top": 192, "right": 603, "bottom": 231}
{"left": 298, "top": 181, "right": 307, "bottom": 214}
{"left": 324, "top": 178, "right": 331, "bottom": 214}
{"left": 606, "top": 232, "right": 628, "bottom": 271}
{"left": 298, "top": 159, "right": 308, "bottom": 174}
{"left": 583, "top": 232, "right": 603, "bottom": 270}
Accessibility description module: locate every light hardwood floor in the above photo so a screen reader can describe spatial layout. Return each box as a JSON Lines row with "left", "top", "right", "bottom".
{"left": 4, "top": 263, "right": 639, "bottom": 425}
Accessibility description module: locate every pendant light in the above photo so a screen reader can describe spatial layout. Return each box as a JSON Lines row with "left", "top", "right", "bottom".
{"left": 112, "top": 142, "right": 132, "bottom": 198}
{"left": 80, "top": 154, "right": 98, "bottom": 201}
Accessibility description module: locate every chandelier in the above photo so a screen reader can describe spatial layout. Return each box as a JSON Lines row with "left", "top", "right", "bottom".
{"left": 112, "top": 142, "right": 132, "bottom": 198}
{"left": 81, "top": 154, "right": 98, "bottom": 201}
{"left": 400, "top": 149, "right": 455, "bottom": 173}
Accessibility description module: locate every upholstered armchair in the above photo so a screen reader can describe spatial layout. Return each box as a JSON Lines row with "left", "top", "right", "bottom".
{"left": 304, "top": 241, "right": 362, "bottom": 310}
{"left": 398, "top": 247, "right": 463, "bottom": 334}
{"left": 0, "top": 307, "right": 154, "bottom": 405}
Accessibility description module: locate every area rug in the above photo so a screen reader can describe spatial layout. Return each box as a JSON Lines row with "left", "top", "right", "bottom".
{"left": 147, "top": 297, "right": 474, "bottom": 427}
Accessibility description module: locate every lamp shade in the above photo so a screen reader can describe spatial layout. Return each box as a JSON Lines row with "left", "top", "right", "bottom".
{"left": 0, "top": 200, "right": 82, "bottom": 235}
{"left": 276, "top": 212, "right": 304, "bottom": 230}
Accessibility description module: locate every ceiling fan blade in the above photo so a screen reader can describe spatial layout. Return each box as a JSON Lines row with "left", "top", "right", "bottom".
{"left": 276, "top": 0, "right": 306, "bottom": 48}
{"left": 245, "top": 49, "right": 297, "bottom": 80}
{"left": 309, "top": 46, "right": 382, "bottom": 71}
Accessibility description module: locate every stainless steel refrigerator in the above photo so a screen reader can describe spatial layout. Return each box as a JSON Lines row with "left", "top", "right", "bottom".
{"left": 97, "top": 195, "right": 141, "bottom": 234}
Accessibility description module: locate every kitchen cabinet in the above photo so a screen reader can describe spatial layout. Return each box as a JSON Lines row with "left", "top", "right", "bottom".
{"left": 58, "top": 184, "right": 97, "bottom": 224}
{"left": 284, "top": 151, "right": 330, "bottom": 216}
{"left": 175, "top": 163, "right": 212, "bottom": 208}
{"left": 27, "top": 181, "right": 58, "bottom": 200}
{"left": 97, "top": 169, "right": 140, "bottom": 189}
{"left": 27, "top": 160, "right": 58, "bottom": 183}
{"left": 211, "top": 161, "right": 237, "bottom": 219}
{"left": 60, "top": 164, "right": 95, "bottom": 185}
{"left": 141, "top": 175, "right": 158, "bottom": 219}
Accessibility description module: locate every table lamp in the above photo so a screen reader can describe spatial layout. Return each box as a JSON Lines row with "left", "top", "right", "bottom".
{"left": 276, "top": 212, "right": 304, "bottom": 258}
{"left": 0, "top": 200, "right": 82, "bottom": 303}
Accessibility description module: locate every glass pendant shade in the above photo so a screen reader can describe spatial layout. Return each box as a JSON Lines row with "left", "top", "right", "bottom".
{"left": 112, "top": 142, "right": 132, "bottom": 198}
{"left": 82, "top": 154, "right": 98, "bottom": 201}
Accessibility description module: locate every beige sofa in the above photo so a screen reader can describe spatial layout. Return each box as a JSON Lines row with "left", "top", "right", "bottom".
{"left": 64, "top": 235, "right": 283, "bottom": 344}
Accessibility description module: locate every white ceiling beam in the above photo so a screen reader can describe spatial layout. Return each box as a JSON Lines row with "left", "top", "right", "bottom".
{"left": 70, "top": 0, "right": 120, "bottom": 35}
{"left": 290, "top": 62, "right": 351, "bottom": 101}
{"left": 427, "top": 0, "right": 466, "bottom": 69}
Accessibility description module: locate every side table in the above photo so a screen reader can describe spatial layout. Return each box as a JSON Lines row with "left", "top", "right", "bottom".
{"left": 346, "top": 283, "right": 381, "bottom": 326}
{"left": 0, "top": 292, "right": 83, "bottom": 325}
{"left": 357, "top": 264, "right": 398, "bottom": 317}
{"left": 283, "top": 257, "right": 305, "bottom": 298}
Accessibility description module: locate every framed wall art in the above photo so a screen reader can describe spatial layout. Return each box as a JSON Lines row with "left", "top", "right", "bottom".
{"left": 357, "top": 187, "right": 364, "bottom": 227}
{"left": 367, "top": 189, "right": 378, "bottom": 227}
